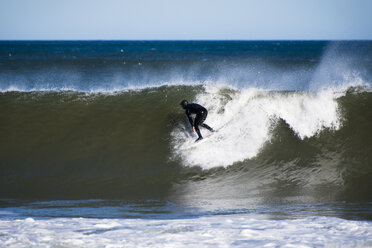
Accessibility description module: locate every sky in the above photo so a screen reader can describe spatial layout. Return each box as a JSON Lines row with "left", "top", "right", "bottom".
{"left": 0, "top": 0, "right": 371, "bottom": 40}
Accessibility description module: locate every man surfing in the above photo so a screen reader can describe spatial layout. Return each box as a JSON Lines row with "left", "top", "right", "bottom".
{"left": 180, "top": 100, "right": 214, "bottom": 142}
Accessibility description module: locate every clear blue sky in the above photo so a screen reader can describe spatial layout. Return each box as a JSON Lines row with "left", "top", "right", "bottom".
{"left": 1, "top": 0, "right": 371, "bottom": 40}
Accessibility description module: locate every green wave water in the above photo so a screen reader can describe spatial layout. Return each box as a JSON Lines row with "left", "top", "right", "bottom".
{"left": 0, "top": 85, "right": 371, "bottom": 202}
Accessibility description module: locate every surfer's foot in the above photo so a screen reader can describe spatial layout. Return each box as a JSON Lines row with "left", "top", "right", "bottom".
{"left": 207, "top": 127, "right": 215, "bottom": 132}
{"left": 195, "top": 137, "right": 203, "bottom": 142}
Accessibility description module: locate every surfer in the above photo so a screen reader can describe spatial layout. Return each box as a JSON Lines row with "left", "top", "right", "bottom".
{"left": 180, "top": 100, "right": 214, "bottom": 142}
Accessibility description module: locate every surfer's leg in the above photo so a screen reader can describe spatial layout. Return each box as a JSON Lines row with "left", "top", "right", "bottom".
{"left": 195, "top": 125, "right": 202, "bottom": 138}
{"left": 194, "top": 115, "right": 204, "bottom": 139}
{"left": 201, "top": 123, "right": 214, "bottom": 132}
{"left": 198, "top": 111, "right": 214, "bottom": 132}
{"left": 194, "top": 125, "right": 203, "bottom": 142}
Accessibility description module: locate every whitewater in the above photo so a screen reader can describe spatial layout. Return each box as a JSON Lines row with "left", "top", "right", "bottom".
{"left": 172, "top": 84, "right": 345, "bottom": 169}
{"left": 1, "top": 215, "right": 371, "bottom": 248}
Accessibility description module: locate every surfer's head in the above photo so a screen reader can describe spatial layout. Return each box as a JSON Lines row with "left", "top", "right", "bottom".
{"left": 180, "top": 100, "right": 188, "bottom": 109}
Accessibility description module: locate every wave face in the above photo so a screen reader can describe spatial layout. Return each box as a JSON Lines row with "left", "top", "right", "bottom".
{"left": 0, "top": 86, "right": 371, "bottom": 201}
{"left": 0, "top": 41, "right": 371, "bottom": 202}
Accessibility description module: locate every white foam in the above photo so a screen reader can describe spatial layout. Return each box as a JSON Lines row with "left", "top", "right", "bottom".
{"left": 172, "top": 84, "right": 343, "bottom": 169}
{"left": 0, "top": 215, "right": 370, "bottom": 248}
{"left": 0, "top": 80, "right": 204, "bottom": 94}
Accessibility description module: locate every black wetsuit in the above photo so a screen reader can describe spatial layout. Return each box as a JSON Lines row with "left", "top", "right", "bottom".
{"left": 184, "top": 103, "right": 214, "bottom": 139}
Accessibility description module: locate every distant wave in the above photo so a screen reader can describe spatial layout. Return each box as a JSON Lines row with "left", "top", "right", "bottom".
{"left": 1, "top": 41, "right": 371, "bottom": 94}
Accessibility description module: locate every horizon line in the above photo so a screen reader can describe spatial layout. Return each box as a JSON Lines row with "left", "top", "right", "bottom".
{"left": 0, "top": 39, "right": 371, "bottom": 42}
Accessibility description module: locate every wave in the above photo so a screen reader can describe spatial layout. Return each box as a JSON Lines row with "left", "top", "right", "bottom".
{"left": 0, "top": 83, "right": 371, "bottom": 202}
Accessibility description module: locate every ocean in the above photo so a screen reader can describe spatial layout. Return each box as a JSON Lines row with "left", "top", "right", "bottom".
{"left": 0, "top": 41, "right": 371, "bottom": 247}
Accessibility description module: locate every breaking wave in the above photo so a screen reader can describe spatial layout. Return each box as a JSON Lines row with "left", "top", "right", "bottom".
{"left": 0, "top": 83, "right": 371, "bottom": 202}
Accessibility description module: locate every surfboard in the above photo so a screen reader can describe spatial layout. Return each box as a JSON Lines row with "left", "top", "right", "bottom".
{"left": 182, "top": 132, "right": 216, "bottom": 150}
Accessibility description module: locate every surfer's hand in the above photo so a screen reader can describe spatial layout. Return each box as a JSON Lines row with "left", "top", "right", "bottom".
{"left": 192, "top": 126, "right": 196, "bottom": 132}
